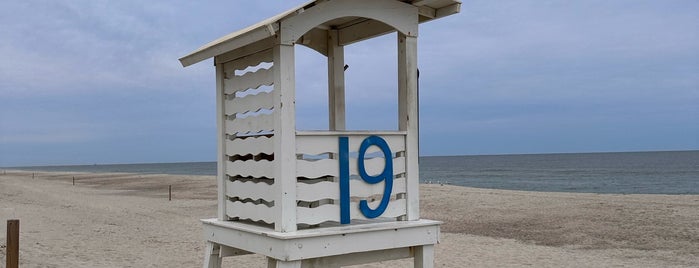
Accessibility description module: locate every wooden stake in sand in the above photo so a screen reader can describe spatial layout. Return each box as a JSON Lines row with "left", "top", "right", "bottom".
{"left": 73, "top": 176, "right": 75, "bottom": 186}
{"left": 169, "top": 185, "right": 172, "bottom": 201}
{"left": 6, "top": 219, "right": 19, "bottom": 268}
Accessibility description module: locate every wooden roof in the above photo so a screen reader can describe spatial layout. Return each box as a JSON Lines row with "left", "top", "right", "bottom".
{"left": 179, "top": 0, "right": 461, "bottom": 67}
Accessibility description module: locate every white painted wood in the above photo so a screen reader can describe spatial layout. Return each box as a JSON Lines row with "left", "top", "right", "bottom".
{"left": 296, "top": 130, "right": 407, "bottom": 136}
{"left": 223, "top": 49, "right": 273, "bottom": 74}
{"left": 225, "top": 136, "right": 274, "bottom": 156}
{"left": 398, "top": 33, "right": 421, "bottom": 221}
{"left": 418, "top": 6, "right": 436, "bottom": 19}
{"left": 327, "top": 29, "right": 346, "bottom": 130}
{"left": 296, "top": 156, "right": 406, "bottom": 178}
{"left": 296, "top": 198, "right": 407, "bottom": 225}
{"left": 202, "top": 218, "right": 440, "bottom": 260}
{"left": 180, "top": 14, "right": 282, "bottom": 66}
{"left": 302, "top": 248, "right": 411, "bottom": 268}
{"left": 186, "top": 1, "right": 460, "bottom": 267}
{"left": 296, "top": 134, "right": 406, "bottom": 155}
{"left": 219, "top": 245, "right": 252, "bottom": 257}
{"left": 226, "top": 201, "right": 275, "bottom": 224}
{"left": 226, "top": 179, "right": 275, "bottom": 202}
{"left": 182, "top": 0, "right": 460, "bottom": 67}
{"left": 215, "top": 37, "right": 275, "bottom": 65}
{"left": 414, "top": 244, "right": 435, "bottom": 268}
{"left": 204, "top": 218, "right": 439, "bottom": 240}
{"left": 412, "top": 0, "right": 443, "bottom": 6}
{"left": 338, "top": 19, "right": 396, "bottom": 46}
{"left": 267, "top": 258, "right": 276, "bottom": 268}
{"left": 215, "top": 63, "right": 227, "bottom": 221}
{"left": 296, "top": 177, "right": 407, "bottom": 201}
{"left": 224, "top": 67, "right": 274, "bottom": 95}
{"left": 225, "top": 91, "right": 274, "bottom": 115}
{"left": 226, "top": 160, "right": 274, "bottom": 178}
{"left": 298, "top": 28, "right": 328, "bottom": 56}
{"left": 280, "top": 0, "right": 418, "bottom": 45}
{"left": 435, "top": 3, "right": 461, "bottom": 19}
{"left": 273, "top": 42, "right": 298, "bottom": 232}
{"left": 275, "top": 260, "right": 302, "bottom": 268}
{"left": 203, "top": 242, "right": 222, "bottom": 268}
{"left": 225, "top": 113, "right": 274, "bottom": 135}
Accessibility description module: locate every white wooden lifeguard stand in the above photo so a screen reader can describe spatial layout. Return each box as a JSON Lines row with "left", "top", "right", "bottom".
{"left": 180, "top": 1, "right": 460, "bottom": 267}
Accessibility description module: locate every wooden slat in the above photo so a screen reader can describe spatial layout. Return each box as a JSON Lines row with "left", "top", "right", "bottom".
{"left": 224, "top": 91, "right": 274, "bottom": 115}
{"left": 226, "top": 136, "right": 274, "bottom": 156}
{"left": 225, "top": 113, "right": 274, "bottom": 135}
{"left": 223, "top": 49, "right": 273, "bottom": 74}
{"left": 418, "top": 6, "right": 436, "bottom": 19}
{"left": 226, "top": 200, "right": 275, "bottom": 224}
{"left": 296, "top": 156, "right": 406, "bottom": 178}
{"left": 412, "top": 0, "right": 442, "bottom": 6}
{"left": 226, "top": 180, "right": 274, "bottom": 202}
{"left": 296, "top": 199, "right": 406, "bottom": 225}
{"left": 215, "top": 37, "right": 275, "bottom": 65}
{"left": 296, "top": 135, "right": 405, "bottom": 155}
{"left": 296, "top": 178, "right": 406, "bottom": 201}
{"left": 338, "top": 19, "right": 395, "bottom": 46}
{"left": 226, "top": 160, "right": 274, "bottom": 178}
{"left": 435, "top": 3, "right": 461, "bottom": 19}
{"left": 223, "top": 67, "right": 274, "bottom": 95}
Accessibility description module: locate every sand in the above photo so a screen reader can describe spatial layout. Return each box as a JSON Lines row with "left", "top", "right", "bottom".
{"left": 1, "top": 170, "right": 697, "bottom": 267}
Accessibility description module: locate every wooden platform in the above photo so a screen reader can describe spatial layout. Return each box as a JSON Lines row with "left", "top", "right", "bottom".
{"left": 202, "top": 219, "right": 441, "bottom": 268}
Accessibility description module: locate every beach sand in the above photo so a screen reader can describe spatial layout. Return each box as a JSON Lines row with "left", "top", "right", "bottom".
{"left": 1, "top": 170, "right": 697, "bottom": 267}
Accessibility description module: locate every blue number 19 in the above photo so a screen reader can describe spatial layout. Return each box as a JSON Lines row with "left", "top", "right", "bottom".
{"left": 339, "top": 135, "right": 394, "bottom": 224}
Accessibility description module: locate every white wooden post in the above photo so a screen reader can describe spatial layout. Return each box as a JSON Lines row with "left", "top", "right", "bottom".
{"left": 398, "top": 32, "right": 420, "bottom": 220}
{"left": 203, "top": 242, "right": 222, "bottom": 268}
{"left": 273, "top": 40, "right": 298, "bottom": 232}
{"left": 215, "top": 62, "right": 228, "bottom": 221}
{"left": 414, "top": 245, "right": 435, "bottom": 268}
{"left": 327, "top": 29, "right": 346, "bottom": 131}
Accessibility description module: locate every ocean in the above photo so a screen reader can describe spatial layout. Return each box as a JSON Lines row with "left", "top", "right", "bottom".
{"left": 7, "top": 150, "right": 698, "bottom": 195}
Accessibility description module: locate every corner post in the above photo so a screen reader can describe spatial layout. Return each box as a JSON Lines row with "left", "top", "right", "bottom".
{"left": 398, "top": 32, "right": 420, "bottom": 220}
{"left": 273, "top": 35, "right": 298, "bottom": 232}
{"left": 215, "top": 61, "right": 228, "bottom": 221}
{"left": 327, "top": 29, "right": 346, "bottom": 131}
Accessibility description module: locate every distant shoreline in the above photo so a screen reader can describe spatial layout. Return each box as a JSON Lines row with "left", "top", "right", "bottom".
{"left": 3, "top": 150, "right": 697, "bottom": 195}
{"left": 5, "top": 149, "right": 697, "bottom": 168}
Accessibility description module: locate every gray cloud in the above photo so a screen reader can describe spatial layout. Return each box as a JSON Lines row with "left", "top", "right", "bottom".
{"left": 1, "top": 0, "right": 697, "bottom": 166}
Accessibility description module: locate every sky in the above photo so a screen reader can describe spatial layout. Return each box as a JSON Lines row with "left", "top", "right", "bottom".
{"left": 1, "top": 0, "right": 697, "bottom": 167}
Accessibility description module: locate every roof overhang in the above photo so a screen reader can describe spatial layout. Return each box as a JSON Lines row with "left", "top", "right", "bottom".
{"left": 179, "top": 0, "right": 460, "bottom": 67}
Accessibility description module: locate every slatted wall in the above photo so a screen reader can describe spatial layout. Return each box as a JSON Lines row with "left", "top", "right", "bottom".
{"left": 295, "top": 132, "right": 408, "bottom": 225}
{"left": 222, "top": 50, "right": 276, "bottom": 224}
{"left": 223, "top": 51, "right": 409, "bottom": 227}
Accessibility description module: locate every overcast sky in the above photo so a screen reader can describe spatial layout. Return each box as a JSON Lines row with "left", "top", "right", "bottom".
{"left": 1, "top": 1, "right": 697, "bottom": 166}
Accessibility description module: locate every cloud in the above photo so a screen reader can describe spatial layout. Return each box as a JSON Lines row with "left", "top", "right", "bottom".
{"left": 1, "top": 0, "right": 697, "bottom": 166}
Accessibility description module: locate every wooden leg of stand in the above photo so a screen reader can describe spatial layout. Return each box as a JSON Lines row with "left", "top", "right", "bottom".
{"left": 276, "top": 260, "right": 302, "bottom": 268}
{"left": 414, "top": 244, "right": 435, "bottom": 268}
{"left": 203, "top": 242, "right": 222, "bottom": 268}
{"left": 268, "top": 257, "right": 301, "bottom": 268}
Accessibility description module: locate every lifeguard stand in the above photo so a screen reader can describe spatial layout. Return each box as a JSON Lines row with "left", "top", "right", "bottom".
{"left": 180, "top": 1, "right": 460, "bottom": 267}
